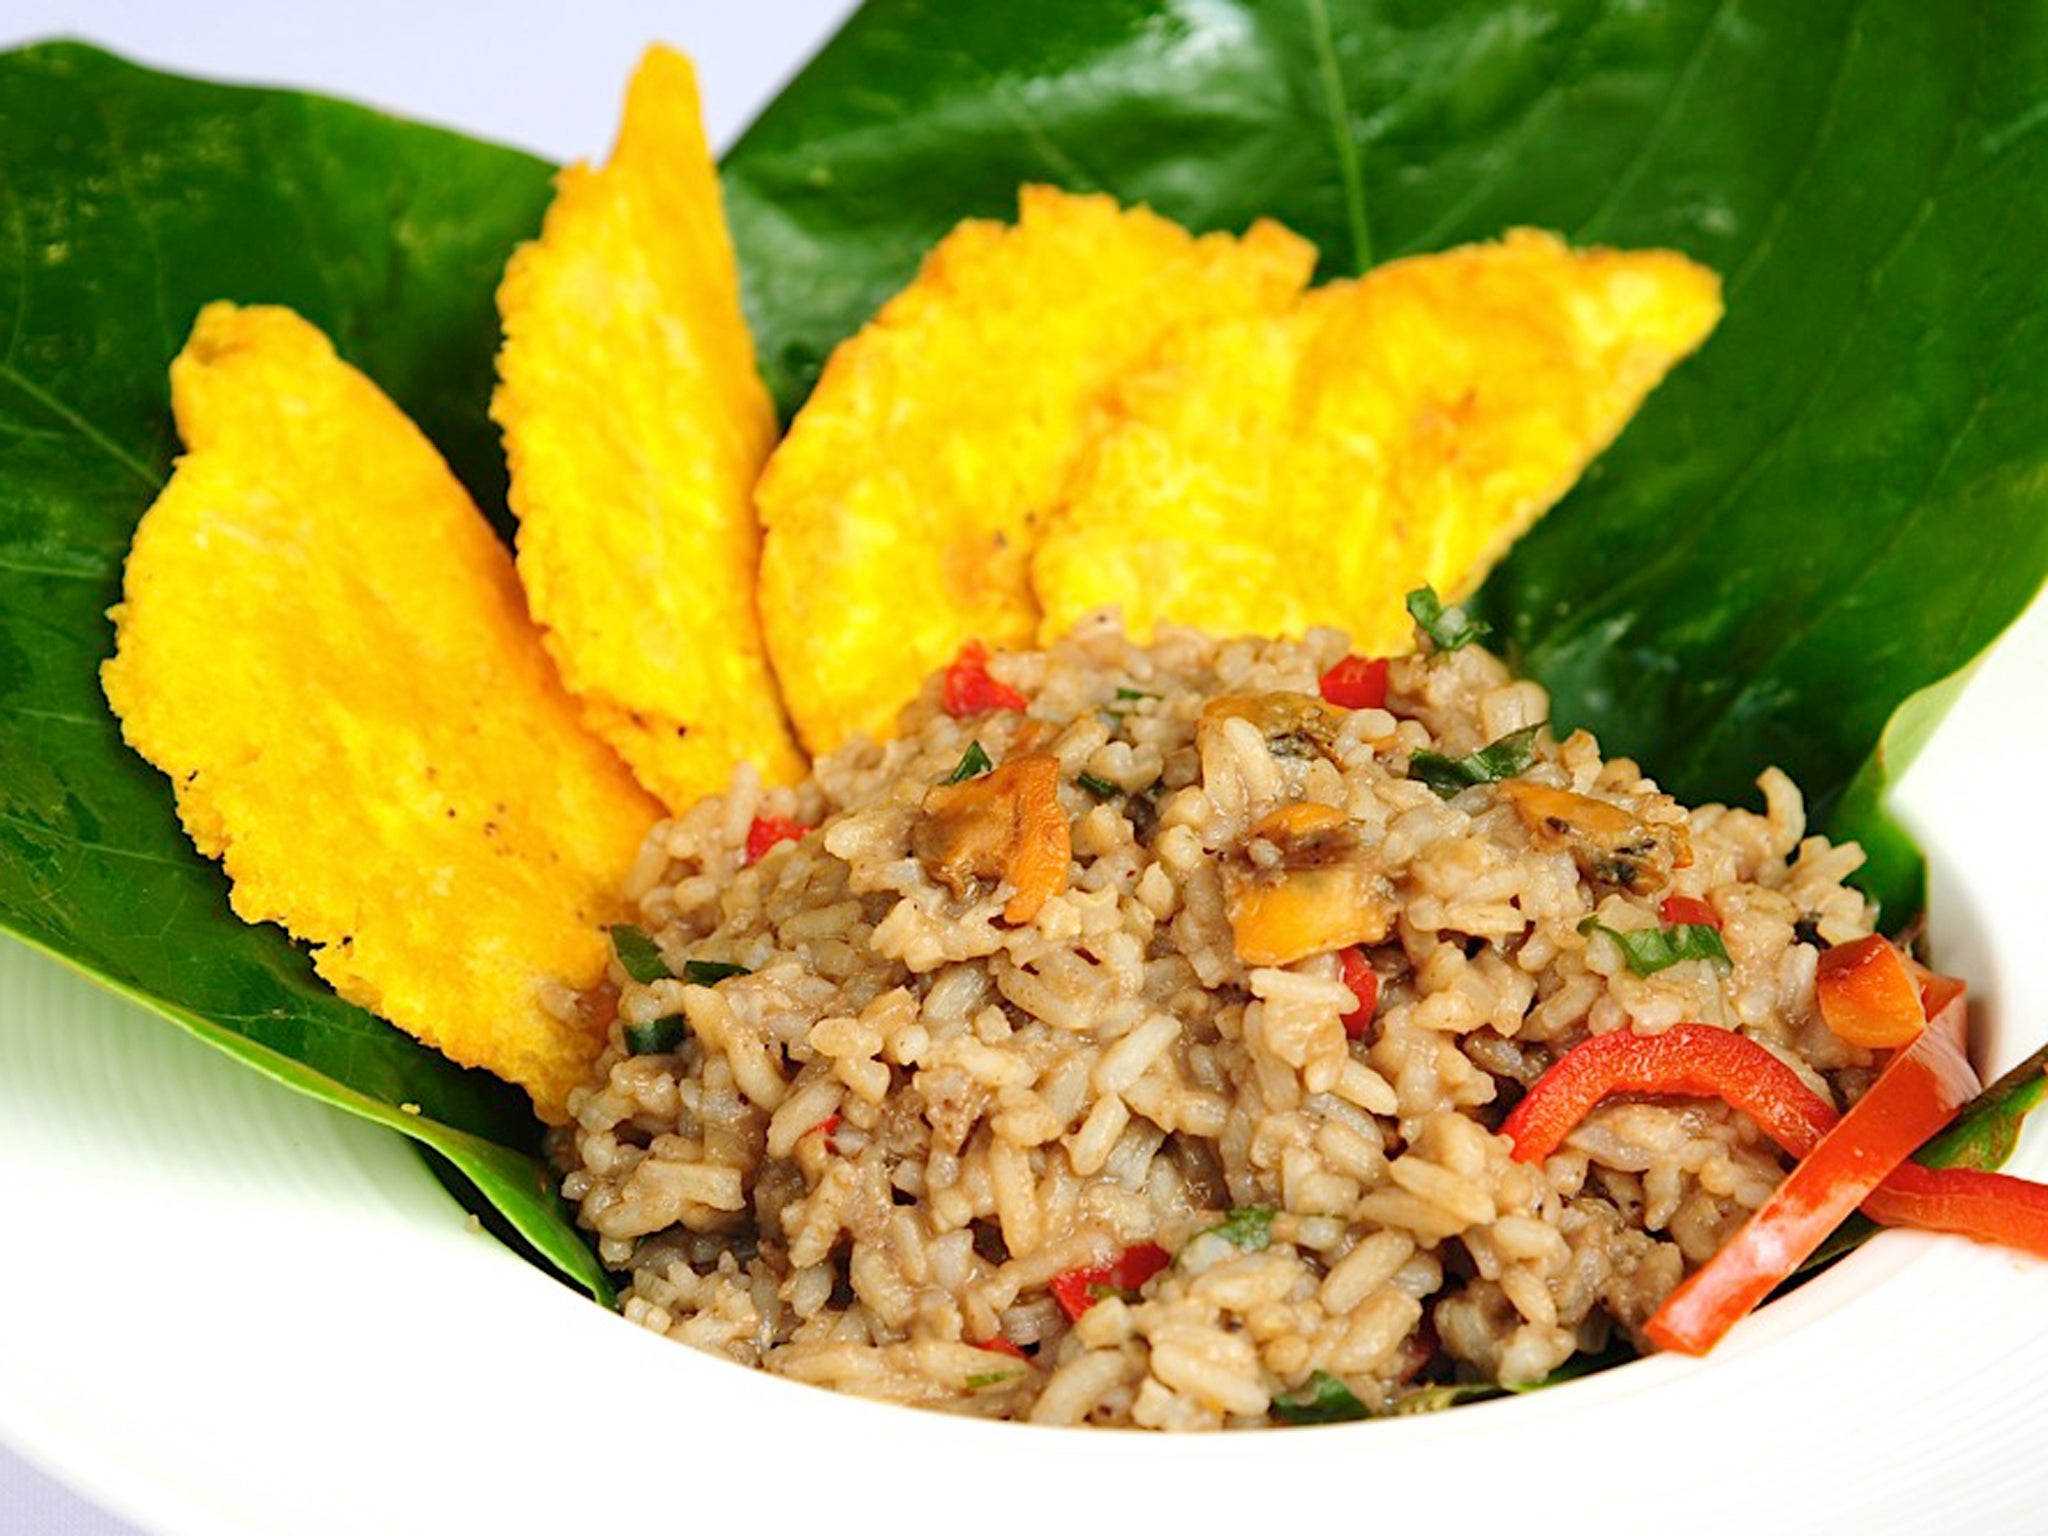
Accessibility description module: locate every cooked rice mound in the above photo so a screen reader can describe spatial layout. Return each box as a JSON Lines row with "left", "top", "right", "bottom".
{"left": 557, "top": 618, "right": 1879, "bottom": 1427}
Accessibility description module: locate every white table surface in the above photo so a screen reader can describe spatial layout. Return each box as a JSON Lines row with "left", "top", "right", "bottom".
{"left": 0, "top": 6, "right": 857, "bottom": 1529}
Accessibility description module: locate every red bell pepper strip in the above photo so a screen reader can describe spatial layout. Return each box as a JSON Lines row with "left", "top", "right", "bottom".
{"left": 1500, "top": 1024, "right": 1836, "bottom": 1165}
{"left": 1048, "top": 1242, "right": 1171, "bottom": 1321}
{"left": 1503, "top": 997, "right": 2048, "bottom": 1343}
{"left": 942, "top": 641, "right": 1029, "bottom": 716}
{"left": 974, "top": 1335, "right": 1028, "bottom": 1360}
{"left": 1337, "top": 947, "right": 1380, "bottom": 1039}
{"left": 1644, "top": 987, "right": 1977, "bottom": 1355}
{"left": 1860, "top": 1161, "right": 2048, "bottom": 1254}
{"left": 1505, "top": 1008, "right": 2048, "bottom": 1255}
{"left": 744, "top": 813, "right": 812, "bottom": 865}
{"left": 1319, "top": 655, "right": 1389, "bottom": 710}
{"left": 1816, "top": 934, "right": 1927, "bottom": 1049}
{"left": 1658, "top": 894, "right": 1721, "bottom": 931}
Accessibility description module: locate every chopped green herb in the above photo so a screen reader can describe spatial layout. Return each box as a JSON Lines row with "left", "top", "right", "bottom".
{"left": 946, "top": 739, "right": 993, "bottom": 783}
{"left": 1205, "top": 1205, "right": 1277, "bottom": 1252}
{"left": 964, "top": 1370, "right": 1019, "bottom": 1390}
{"left": 1405, "top": 585, "right": 1489, "bottom": 652}
{"left": 1577, "top": 916, "right": 1732, "bottom": 977}
{"left": 1272, "top": 1371, "right": 1370, "bottom": 1425}
{"left": 607, "top": 923, "right": 670, "bottom": 984}
{"left": 1099, "top": 685, "right": 1160, "bottom": 727}
{"left": 1408, "top": 724, "right": 1543, "bottom": 798}
{"left": 1076, "top": 772, "right": 1120, "bottom": 800}
{"left": 682, "top": 959, "right": 752, "bottom": 986}
{"left": 624, "top": 1018, "right": 688, "bottom": 1056}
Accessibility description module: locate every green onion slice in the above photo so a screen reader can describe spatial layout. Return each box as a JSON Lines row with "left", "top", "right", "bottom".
{"left": 682, "top": 959, "right": 752, "bottom": 986}
{"left": 946, "top": 740, "right": 993, "bottom": 783}
{"left": 1408, "top": 724, "right": 1542, "bottom": 798}
{"left": 608, "top": 923, "right": 670, "bottom": 984}
{"left": 624, "top": 1018, "right": 688, "bottom": 1056}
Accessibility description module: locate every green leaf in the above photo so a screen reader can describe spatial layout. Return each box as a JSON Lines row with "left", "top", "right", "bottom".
{"left": 723, "top": 0, "right": 2048, "bottom": 921}
{"left": 1578, "top": 916, "right": 1732, "bottom": 977}
{"left": 0, "top": 44, "right": 612, "bottom": 1301}
{"left": 1405, "top": 585, "right": 1489, "bottom": 652}
{"left": 1828, "top": 664, "right": 1985, "bottom": 924}
{"left": 1076, "top": 772, "right": 1120, "bottom": 800}
{"left": 1271, "top": 1370, "right": 1371, "bottom": 1425}
{"left": 608, "top": 924, "right": 671, "bottom": 985}
{"left": 1408, "top": 724, "right": 1543, "bottom": 798}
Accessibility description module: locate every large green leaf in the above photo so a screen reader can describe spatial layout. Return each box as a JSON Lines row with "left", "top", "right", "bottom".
{"left": 723, "top": 0, "right": 2048, "bottom": 919}
{"left": 7, "top": 3, "right": 2048, "bottom": 1313}
{"left": 0, "top": 42, "right": 606, "bottom": 1300}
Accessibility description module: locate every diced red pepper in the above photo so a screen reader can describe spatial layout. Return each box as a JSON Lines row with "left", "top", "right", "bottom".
{"left": 942, "top": 641, "right": 1029, "bottom": 716}
{"left": 1644, "top": 986, "right": 1977, "bottom": 1355}
{"left": 1337, "top": 947, "right": 1380, "bottom": 1039}
{"left": 974, "top": 1335, "right": 1028, "bottom": 1360}
{"left": 1816, "top": 934, "right": 1926, "bottom": 1049}
{"left": 1501, "top": 1024, "right": 1836, "bottom": 1166}
{"left": 1048, "top": 1242, "right": 1172, "bottom": 1322}
{"left": 1658, "top": 894, "right": 1721, "bottom": 931}
{"left": 1319, "top": 655, "right": 1389, "bottom": 710}
{"left": 807, "top": 1112, "right": 840, "bottom": 1153}
{"left": 745, "top": 814, "right": 812, "bottom": 866}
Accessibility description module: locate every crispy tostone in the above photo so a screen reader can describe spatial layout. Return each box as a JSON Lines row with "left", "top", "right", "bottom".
{"left": 102, "top": 303, "right": 661, "bottom": 1122}
{"left": 1032, "top": 228, "right": 1724, "bottom": 652}
{"left": 755, "top": 186, "right": 1316, "bottom": 755}
{"left": 495, "top": 44, "right": 802, "bottom": 811}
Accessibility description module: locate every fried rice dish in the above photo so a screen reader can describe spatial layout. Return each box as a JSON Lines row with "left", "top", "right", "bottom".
{"left": 555, "top": 612, "right": 1882, "bottom": 1428}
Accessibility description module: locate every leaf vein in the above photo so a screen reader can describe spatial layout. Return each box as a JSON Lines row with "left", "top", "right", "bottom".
{"left": 1726, "top": 0, "right": 1868, "bottom": 298}
{"left": 1575, "top": 0, "right": 1735, "bottom": 240}
{"left": 1302, "top": 0, "right": 1370, "bottom": 270}
{"left": 0, "top": 365, "right": 159, "bottom": 488}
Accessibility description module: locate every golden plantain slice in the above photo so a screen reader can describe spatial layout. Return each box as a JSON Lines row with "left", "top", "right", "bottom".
{"left": 102, "top": 303, "right": 661, "bottom": 1122}
{"left": 1032, "top": 228, "right": 1724, "bottom": 653}
{"left": 495, "top": 44, "right": 802, "bottom": 811}
{"left": 755, "top": 186, "right": 1317, "bottom": 754}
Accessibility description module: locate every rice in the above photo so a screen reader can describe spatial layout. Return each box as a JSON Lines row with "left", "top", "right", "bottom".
{"left": 554, "top": 610, "right": 1878, "bottom": 1427}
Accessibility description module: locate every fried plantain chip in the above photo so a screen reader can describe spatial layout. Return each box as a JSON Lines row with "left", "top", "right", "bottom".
{"left": 756, "top": 186, "right": 1316, "bottom": 754}
{"left": 102, "top": 303, "right": 661, "bottom": 1121}
{"left": 495, "top": 44, "right": 802, "bottom": 811}
{"left": 1032, "top": 229, "right": 1724, "bottom": 652}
